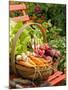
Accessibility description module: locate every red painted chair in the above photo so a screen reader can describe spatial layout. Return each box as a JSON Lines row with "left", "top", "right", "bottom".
{"left": 47, "top": 71, "right": 66, "bottom": 86}
{"left": 9, "top": 4, "right": 30, "bottom": 23}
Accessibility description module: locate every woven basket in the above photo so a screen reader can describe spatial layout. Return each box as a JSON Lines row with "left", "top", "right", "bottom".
{"left": 10, "top": 22, "right": 53, "bottom": 80}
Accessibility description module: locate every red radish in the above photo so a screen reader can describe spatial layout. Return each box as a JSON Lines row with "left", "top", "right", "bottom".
{"left": 34, "top": 44, "right": 45, "bottom": 57}
{"left": 34, "top": 48, "right": 38, "bottom": 55}
{"left": 38, "top": 49, "right": 45, "bottom": 56}
{"left": 39, "top": 45, "right": 45, "bottom": 50}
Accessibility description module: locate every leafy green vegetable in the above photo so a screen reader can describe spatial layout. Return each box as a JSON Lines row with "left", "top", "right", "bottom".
{"left": 10, "top": 20, "right": 44, "bottom": 55}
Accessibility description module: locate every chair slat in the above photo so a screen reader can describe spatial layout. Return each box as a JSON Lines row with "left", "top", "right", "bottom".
{"left": 49, "top": 74, "right": 66, "bottom": 86}
{"left": 48, "top": 71, "right": 63, "bottom": 82}
{"left": 10, "top": 4, "right": 26, "bottom": 11}
{"left": 11, "top": 15, "right": 30, "bottom": 22}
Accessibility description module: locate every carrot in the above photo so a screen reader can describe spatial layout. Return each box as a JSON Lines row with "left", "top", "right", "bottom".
{"left": 38, "top": 57, "right": 48, "bottom": 63}
{"left": 28, "top": 58, "right": 36, "bottom": 66}
{"left": 17, "top": 60, "right": 34, "bottom": 67}
{"left": 29, "top": 55, "right": 45, "bottom": 66}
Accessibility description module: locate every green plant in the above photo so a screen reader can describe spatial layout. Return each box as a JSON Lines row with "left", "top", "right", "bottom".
{"left": 10, "top": 21, "right": 44, "bottom": 55}
{"left": 42, "top": 20, "right": 66, "bottom": 72}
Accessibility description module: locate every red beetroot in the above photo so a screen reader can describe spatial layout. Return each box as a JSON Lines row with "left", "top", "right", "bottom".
{"left": 45, "top": 48, "right": 61, "bottom": 58}
{"left": 50, "top": 49, "right": 56, "bottom": 57}
{"left": 55, "top": 51, "right": 61, "bottom": 57}
{"left": 34, "top": 43, "right": 61, "bottom": 59}
{"left": 45, "top": 56, "right": 53, "bottom": 64}
{"left": 50, "top": 49, "right": 61, "bottom": 58}
{"left": 45, "top": 56, "right": 52, "bottom": 61}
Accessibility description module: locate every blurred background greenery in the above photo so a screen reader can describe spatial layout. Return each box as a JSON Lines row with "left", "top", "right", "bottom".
{"left": 10, "top": 1, "right": 66, "bottom": 36}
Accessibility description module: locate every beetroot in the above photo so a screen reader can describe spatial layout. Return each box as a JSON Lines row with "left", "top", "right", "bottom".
{"left": 45, "top": 56, "right": 53, "bottom": 65}
{"left": 34, "top": 44, "right": 61, "bottom": 59}
{"left": 45, "top": 48, "right": 61, "bottom": 58}
{"left": 45, "top": 56, "right": 52, "bottom": 61}
{"left": 44, "top": 49, "right": 52, "bottom": 56}
{"left": 50, "top": 49, "right": 56, "bottom": 57}
{"left": 55, "top": 50, "right": 61, "bottom": 57}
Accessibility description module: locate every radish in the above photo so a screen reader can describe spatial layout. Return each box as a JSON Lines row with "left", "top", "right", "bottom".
{"left": 39, "top": 45, "right": 45, "bottom": 50}
{"left": 38, "top": 49, "right": 45, "bottom": 56}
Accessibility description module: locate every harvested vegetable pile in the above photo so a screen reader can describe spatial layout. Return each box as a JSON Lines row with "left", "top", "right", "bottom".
{"left": 10, "top": 19, "right": 66, "bottom": 75}
{"left": 15, "top": 53, "right": 53, "bottom": 80}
